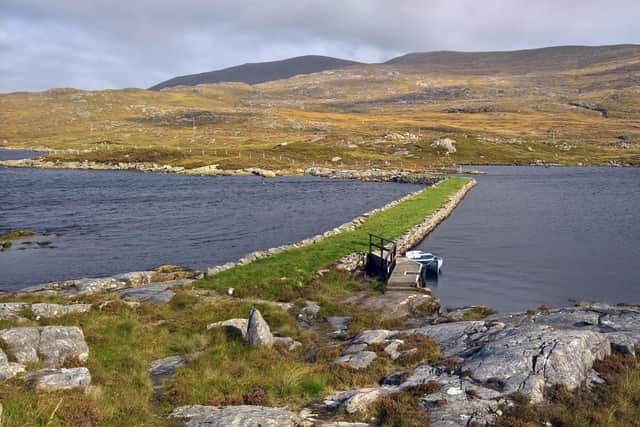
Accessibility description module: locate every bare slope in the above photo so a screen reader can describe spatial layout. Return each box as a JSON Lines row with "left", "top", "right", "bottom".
{"left": 150, "top": 55, "right": 362, "bottom": 90}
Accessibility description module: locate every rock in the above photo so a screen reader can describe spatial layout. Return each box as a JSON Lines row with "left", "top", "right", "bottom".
{"left": 320, "top": 423, "right": 369, "bottom": 427}
{"left": 169, "top": 405, "right": 300, "bottom": 426}
{"left": 299, "top": 300, "right": 321, "bottom": 322}
{"left": 246, "top": 308, "right": 274, "bottom": 347}
{"left": 0, "top": 327, "right": 40, "bottom": 364}
{"left": 30, "top": 303, "right": 92, "bottom": 319}
{"left": 39, "top": 326, "right": 90, "bottom": 367}
{"left": 150, "top": 355, "right": 188, "bottom": 392}
{"left": 116, "top": 280, "right": 190, "bottom": 304}
{"left": 0, "top": 303, "right": 27, "bottom": 320}
{"left": 462, "top": 324, "right": 610, "bottom": 402}
{"left": 0, "top": 326, "right": 89, "bottom": 368}
{"left": 274, "top": 337, "right": 302, "bottom": 351}
{"left": 332, "top": 351, "right": 377, "bottom": 369}
{"left": 408, "top": 321, "right": 490, "bottom": 356}
{"left": 207, "top": 319, "right": 248, "bottom": 339}
{"left": 384, "top": 340, "right": 403, "bottom": 360}
{"left": 321, "top": 386, "right": 398, "bottom": 414}
{"left": 343, "top": 343, "right": 368, "bottom": 354}
{"left": 330, "top": 156, "right": 342, "bottom": 163}
{"left": 353, "top": 329, "right": 394, "bottom": 345}
{"left": 431, "top": 138, "right": 457, "bottom": 155}
{"left": 398, "top": 365, "right": 504, "bottom": 427}
{"left": 0, "top": 348, "right": 25, "bottom": 381}
{"left": 27, "top": 367, "right": 91, "bottom": 392}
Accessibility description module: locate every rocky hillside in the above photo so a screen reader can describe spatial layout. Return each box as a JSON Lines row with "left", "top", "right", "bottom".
{"left": 150, "top": 55, "right": 362, "bottom": 90}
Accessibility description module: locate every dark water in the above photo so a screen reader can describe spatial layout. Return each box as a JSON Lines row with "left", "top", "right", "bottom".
{"left": 0, "top": 157, "right": 421, "bottom": 290}
{"left": 418, "top": 166, "right": 640, "bottom": 312}
{"left": 0, "top": 149, "right": 45, "bottom": 161}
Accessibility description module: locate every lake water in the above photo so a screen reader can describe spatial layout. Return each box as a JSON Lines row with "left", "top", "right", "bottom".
{"left": 0, "top": 150, "right": 422, "bottom": 290}
{"left": 417, "top": 166, "right": 640, "bottom": 312}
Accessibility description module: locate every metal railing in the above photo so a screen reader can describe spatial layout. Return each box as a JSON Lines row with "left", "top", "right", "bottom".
{"left": 365, "top": 233, "right": 397, "bottom": 281}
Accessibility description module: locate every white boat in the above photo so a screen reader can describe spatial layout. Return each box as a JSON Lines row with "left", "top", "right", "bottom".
{"left": 405, "top": 250, "right": 443, "bottom": 274}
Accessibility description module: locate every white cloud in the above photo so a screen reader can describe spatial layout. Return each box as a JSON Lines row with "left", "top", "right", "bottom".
{"left": 0, "top": 0, "right": 638, "bottom": 92}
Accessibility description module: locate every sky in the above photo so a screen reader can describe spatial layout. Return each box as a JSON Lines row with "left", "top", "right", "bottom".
{"left": 1, "top": 0, "right": 639, "bottom": 92}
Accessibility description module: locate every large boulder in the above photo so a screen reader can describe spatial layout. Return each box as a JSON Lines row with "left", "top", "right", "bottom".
{"left": 169, "top": 405, "right": 300, "bottom": 427}
{"left": 0, "top": 326, "right": 89, "bottom": 368}
{"left": 27, "top": 367, "right": 91, "bottom": 392}
{"left": 246, "top": 308, "right": 274, "bottom": 347}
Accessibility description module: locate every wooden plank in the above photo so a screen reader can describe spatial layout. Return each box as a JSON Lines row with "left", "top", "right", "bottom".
{"left": 387, "top": 257, "right": 422, "bottom": 290}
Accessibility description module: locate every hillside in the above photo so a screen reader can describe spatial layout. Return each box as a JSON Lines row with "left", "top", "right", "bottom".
{"left": 1, "top": 44, "right": 639, "bottom": 171}
{"left": 386, "top": 44, "right": 640, "bottom": 74}
{"left": 150, "top": 55, "right": 362, "bottom": 90}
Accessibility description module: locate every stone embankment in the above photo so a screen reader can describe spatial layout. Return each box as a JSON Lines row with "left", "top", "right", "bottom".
{"left": 334, "top": 177, "right": 476, "bottom": 272}
{"left": 206, "top": 179, "right": 452, "bottom": 277}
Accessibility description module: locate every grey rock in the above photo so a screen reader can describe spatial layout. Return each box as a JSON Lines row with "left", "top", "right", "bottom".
{"left": 0, "top": 327, "right": 40, "bottom": 364}
{"left": 300, "top": 300, "right": 321, "bottom": 321}
{"left": 169, "top": 405, "right": 300, "bottom": 426}
{"left": 39, "top": 326, "right": 89, "bottom": 367}
{"left": 117, "top": 279, "right": 193, "bottom": 304}
{"left": 320, "top": 423, "right": 370, "bottom": 427}
{"left": 408, "top": 321, "right": 490, "bottom": 356}
{"left": 0, "top": 348, "right": 25, "bottom": 381}
{"left": 150, "top": 355, "right": 188, "bottom": 392}
{"left": 207, "top": 319, "right": 248, "bottom": 339}
{"left": 0, "top": 326, "right": 89, "bottom": 368}
{"left": 463, "top": 324, "right": 610, "bottom": 402}
{"left": 0, "top": 303, "right": 27, "bottom": 320}
{"left": 246, "top": 308, "right": 274, "bottom": 347}
{"left": 384, "top": 340, "right": 403, "bottom": 360}
{"left": 27, "top": 367, "right": 91, "bottom": 392}
{"left": 321, "top": 386, "right": 398, "bottom": 414}
{"left": 353, "top": 329, "right": 394, "bottom": 345}
{"left": 332, "top": 351, "right": 377, "bottom": 369}
{"left": 343, "top": 343, "right": 368, "bottom": 354}
{"left": 31, "top": 303, "right": 91, "bottom": 319}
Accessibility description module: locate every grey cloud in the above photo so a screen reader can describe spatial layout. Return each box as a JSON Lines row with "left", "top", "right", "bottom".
{"left": 0, "top": 0, "right": 638, "bottom": 92}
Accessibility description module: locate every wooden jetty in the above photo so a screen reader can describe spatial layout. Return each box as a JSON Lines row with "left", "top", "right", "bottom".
{"left": 365, "top": 234, "right": 424, "bottom": 292}
{"left": 386, "top": 257, "right": 423, "bottom": 291}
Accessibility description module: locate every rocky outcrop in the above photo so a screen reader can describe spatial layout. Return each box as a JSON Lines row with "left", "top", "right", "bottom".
{"left": 246, "top": 308, "right": 274, "bottom": 347}
{"left": 0, "top": 303, "right": 27, "bottom": 320}
{"left": 27, "top": 367, "right": 91, "bottom": 392}
{"left": 169, "top": 405, "right": 300, "bottom": 427}
{"left": 0, "top": 326, "right": 89, "bottom": 367}
{"left": 314, "top": 303, "right": 638, "bottom": 424}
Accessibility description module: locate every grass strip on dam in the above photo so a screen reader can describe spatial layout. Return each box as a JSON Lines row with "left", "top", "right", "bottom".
{"left": 198, "top": 176, "right": 471, "bottom": 300}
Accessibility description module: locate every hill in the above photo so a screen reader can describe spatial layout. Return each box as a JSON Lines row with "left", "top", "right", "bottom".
{"left": 386, "top": 44, "right": 640, "bottom": 74}
{"left": 150, "top": 55, "right": 362, "bottom": 90}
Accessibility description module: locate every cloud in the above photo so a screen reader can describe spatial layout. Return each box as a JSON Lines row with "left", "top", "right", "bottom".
{"left": 0, "top": 0, "right": 638, "bottom": 92}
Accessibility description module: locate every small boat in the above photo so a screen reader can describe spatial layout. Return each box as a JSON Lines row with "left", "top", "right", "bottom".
{"left": 405, "top": 250, "right": 443, "bottom": 275}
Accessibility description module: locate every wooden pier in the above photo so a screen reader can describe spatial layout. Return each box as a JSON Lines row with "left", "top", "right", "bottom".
{"left": 386, "top": 257, "right": 423, "bottom": 292}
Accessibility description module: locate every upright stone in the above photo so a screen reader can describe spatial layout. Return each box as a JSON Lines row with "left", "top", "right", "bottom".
{"left": 246, "top": 308, "right": 274, "bottom": 347}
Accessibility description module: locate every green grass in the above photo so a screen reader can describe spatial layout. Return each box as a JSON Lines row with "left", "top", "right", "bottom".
{"left": 198, "top": 177, "right": 470, "bottom": 300}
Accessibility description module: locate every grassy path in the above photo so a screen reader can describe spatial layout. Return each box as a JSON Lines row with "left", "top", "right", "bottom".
{"left": 199, "top": 177, "right": 471, "bottom": 300}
